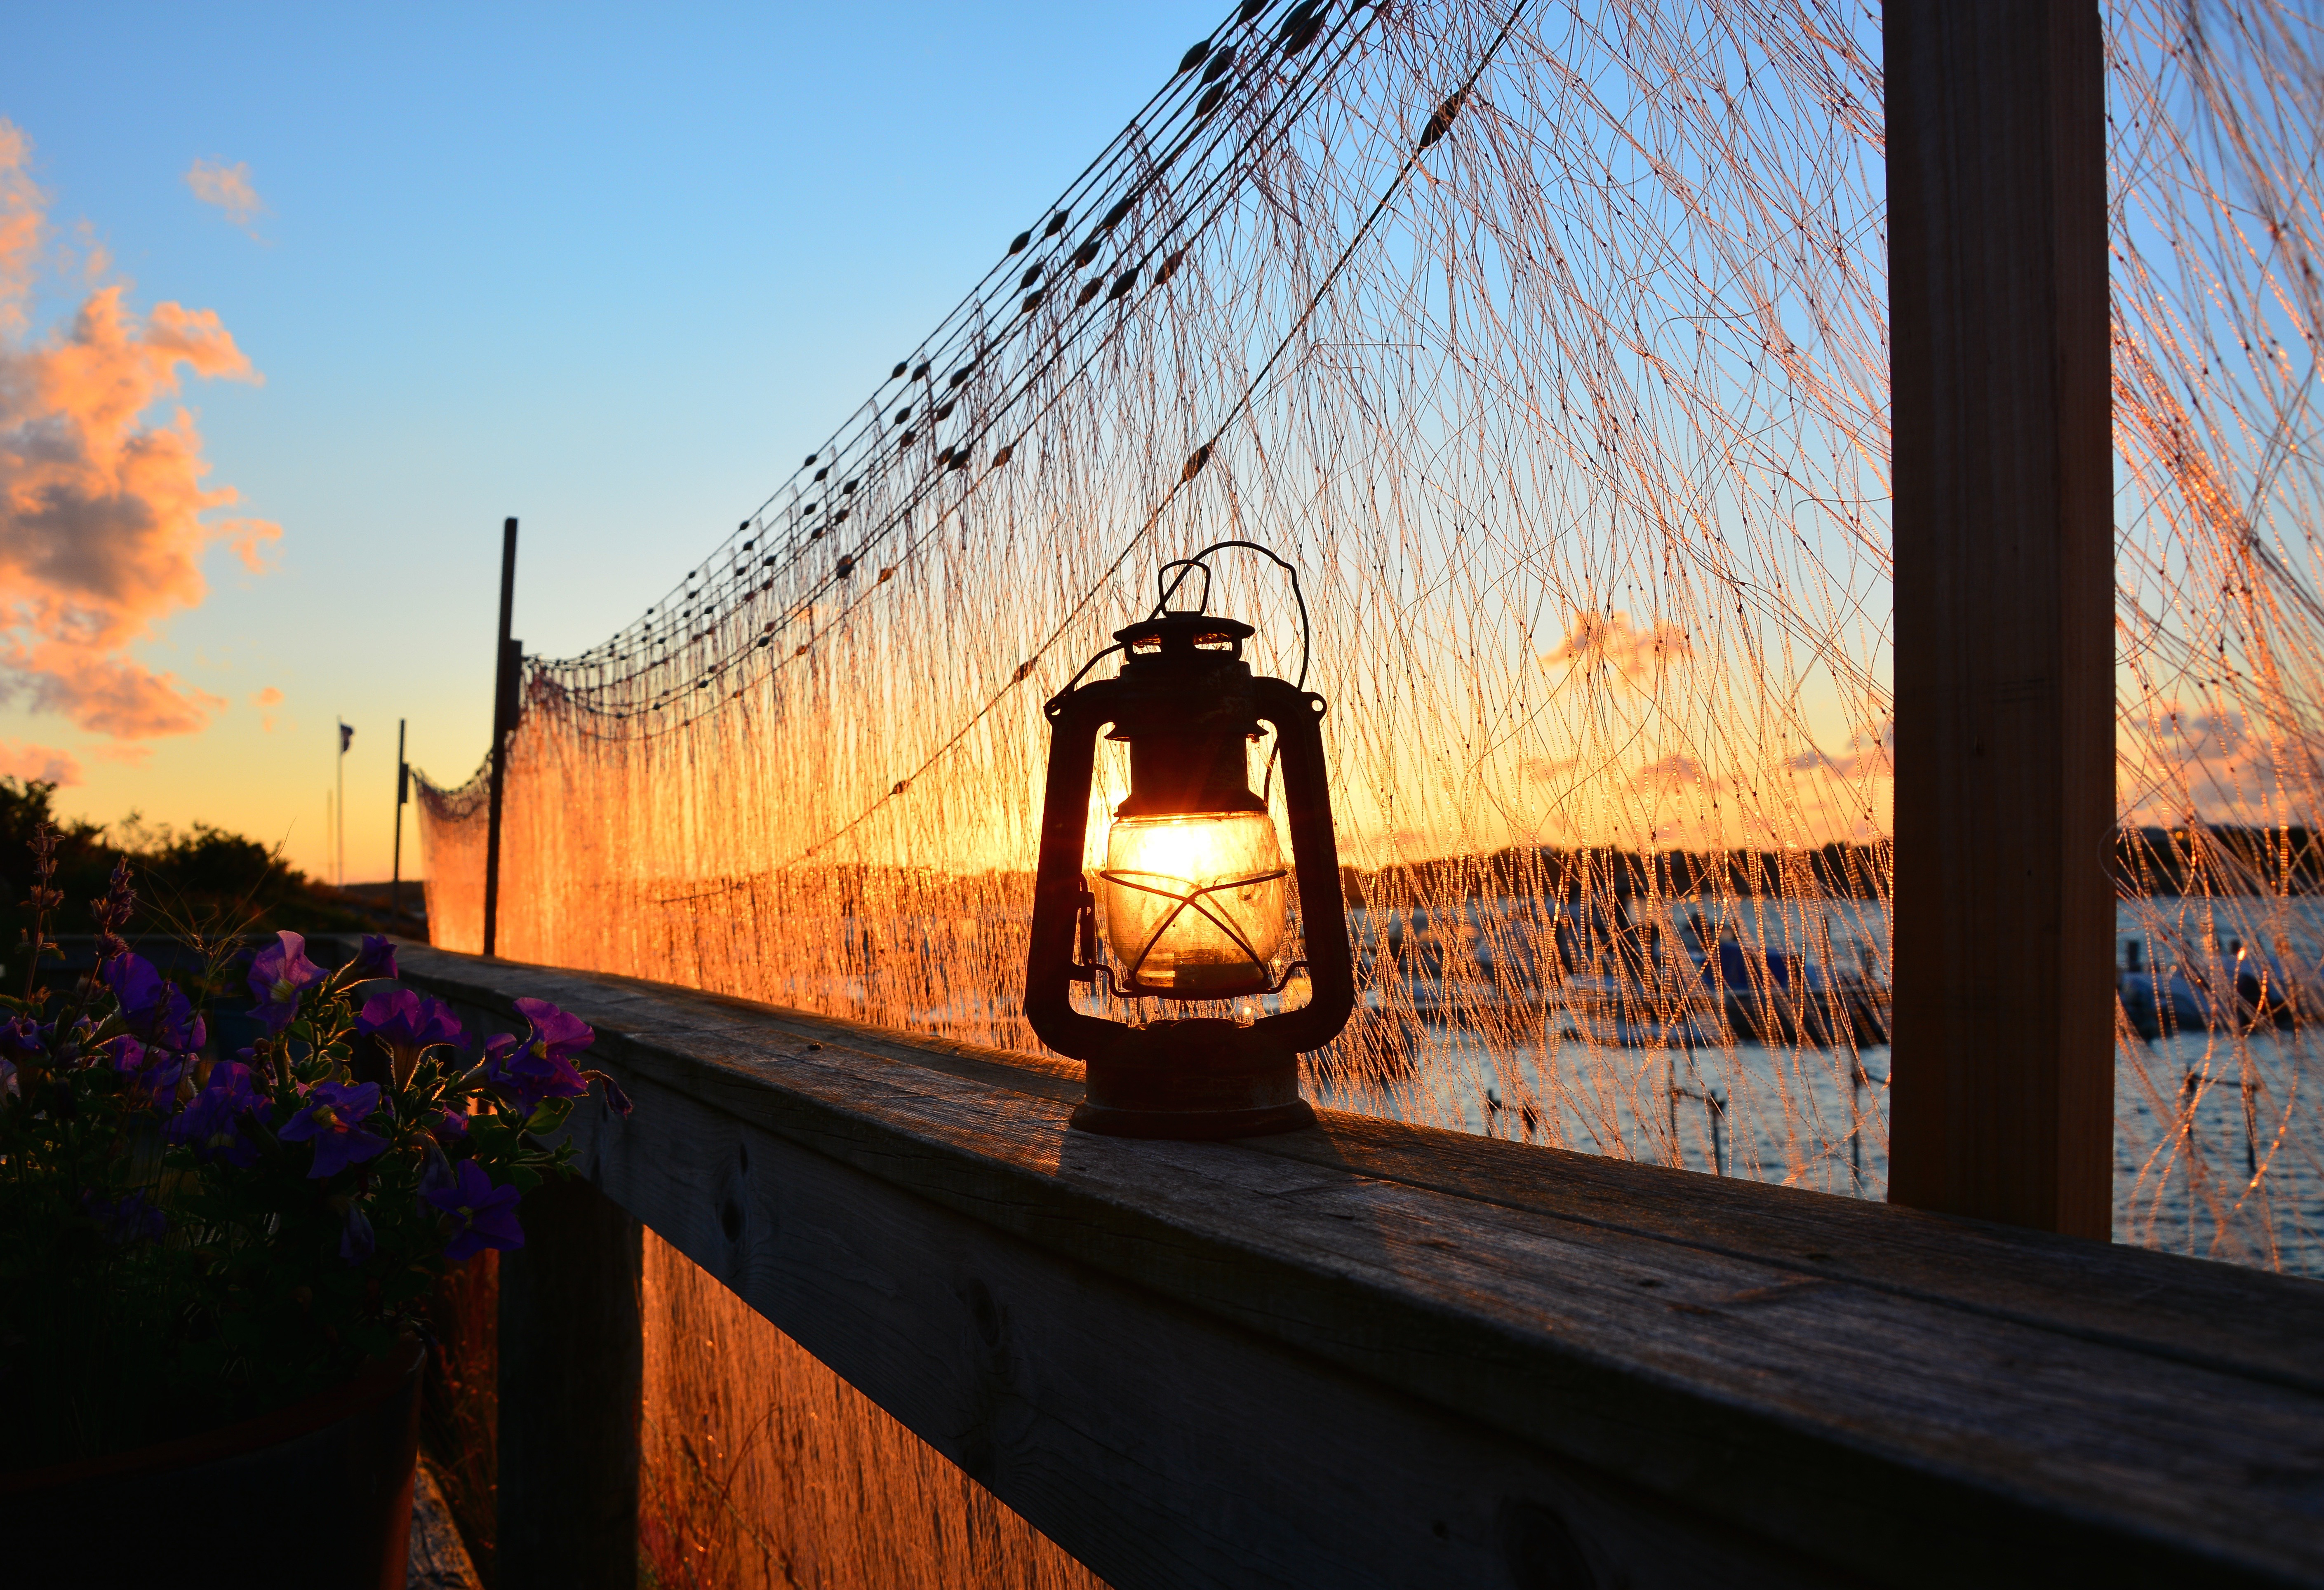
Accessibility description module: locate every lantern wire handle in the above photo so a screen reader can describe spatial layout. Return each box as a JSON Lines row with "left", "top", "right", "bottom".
{"left": 1151, "top": 539, "right": 1310, "bottom": 692}
{"left": 1154, "top": 558, "right": 1213, "bottom": 614}
{"left": 1044, "top": 642, "right": 1128, "bottom": 717}
{"left": 1150, "top": 537, "right": 1315, "bottom": 825}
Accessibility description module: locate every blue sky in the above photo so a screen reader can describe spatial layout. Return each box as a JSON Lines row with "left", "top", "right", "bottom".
{"left": 1, "top": 1, "right": 1218, "bottom": 880}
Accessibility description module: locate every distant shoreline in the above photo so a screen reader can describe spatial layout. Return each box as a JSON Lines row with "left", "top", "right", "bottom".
{"left": 1335, "top": 827, "right": 2324, "bottom": 903}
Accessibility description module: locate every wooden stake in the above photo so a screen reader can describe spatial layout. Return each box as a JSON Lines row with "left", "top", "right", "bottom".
{"left": 497, "top": 1177, "right": 642, "bottom": 1590}
{"left": 484, "top": 518, "right": 518, "bottom": 958}
{"left": 1887, "top": 1, "right": 2113, "bottom": 1237}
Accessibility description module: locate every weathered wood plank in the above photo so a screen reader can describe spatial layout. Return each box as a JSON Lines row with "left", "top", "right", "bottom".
{"left": 1242, "top": 1110, "right": 2324, "bottom": 1397}
{"left": 1887, "top": 0, "right": 2116, "bottom": 1235}
{"left": 403, "top": 946, "right": 2324, "bottom": 1588}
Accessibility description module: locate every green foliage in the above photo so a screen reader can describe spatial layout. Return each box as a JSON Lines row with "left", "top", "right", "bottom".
{"left": 0, "top": 779, "right": 112, "bottom": 957}
{"left": 0, "top": 778, "right": 373, "bottom": 958}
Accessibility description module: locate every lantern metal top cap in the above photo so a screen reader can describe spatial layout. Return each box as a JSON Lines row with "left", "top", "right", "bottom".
{"left": 1112, "top": 610, "right": 1254, "bottom": 668}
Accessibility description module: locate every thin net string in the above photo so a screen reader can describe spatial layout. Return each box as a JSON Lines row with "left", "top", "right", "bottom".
{"left": 412, "top": 0, "right": 2324, "bottom": 1275}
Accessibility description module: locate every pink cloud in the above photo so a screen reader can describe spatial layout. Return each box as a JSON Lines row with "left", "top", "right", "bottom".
{"left": 1785, "top": 716, "right": 1893, "bottom": 781}
{"left": 1541, "top": 609, "right": 1692, "bottom": 685}
{"left": 184, "top": 158, "right": 264, "bottom": 230}
{"left": 0, "top": 738, "right": 80, "bottom": 785}
{"left": 0, "top": 123, "right": 37, "bottom": 337}
{"left": 221, "top": 517, "right": 282, "bottom": 573}
{"left": 1637, "top": 754, "right": 1705, "bottom": 792}
{"left": 0, "top": 120, "right": 276, "bottom": 742}
{"left": 253, "top": 684, "right": 286, "bottom": 733}
{"left": 2, "top": 641, "right": 226, "bottom": 737}
{"left": 2122, "top": 697, "right": 2300, "bottom": 824}
{"left": 1520, "top": 754, "right": 1580, "bottom": 783}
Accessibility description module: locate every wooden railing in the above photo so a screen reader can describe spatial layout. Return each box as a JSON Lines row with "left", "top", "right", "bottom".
{"left": 394, "top": 942, "right": 2324, "bottom": 1589}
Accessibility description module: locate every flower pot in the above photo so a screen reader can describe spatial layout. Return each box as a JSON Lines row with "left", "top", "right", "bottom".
{"left": 0, "top": 1339, "right": 426, "bottom": 1589}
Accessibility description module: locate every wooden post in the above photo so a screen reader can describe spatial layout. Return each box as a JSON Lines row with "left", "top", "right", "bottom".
{"left": 498, "top": 1176, "right": 643, "bottom": 1590}
{"left": 483, "top": 517, "right": 519, "bottom": 958}
{"left": 1887, "top": 1, "right": 2113, "bottom": 1237}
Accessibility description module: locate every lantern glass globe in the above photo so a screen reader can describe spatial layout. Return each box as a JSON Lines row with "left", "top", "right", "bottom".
{"left": 1100, "top": 810, "right": 1289, "bottom": 996}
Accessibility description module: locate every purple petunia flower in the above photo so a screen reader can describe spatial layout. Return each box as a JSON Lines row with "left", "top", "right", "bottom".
{"left": 348, "top": 934, "right": 399, "bottom": 982}
{"left": 1, "top": 1014, "right": 47, "bottom": 1065}
{"left": 357, "top": 987, "right": 462, "bottom": 1083}
{"left": 168, "top": 1060, "right": 272, "bottom": 1166}
{"left": 479, "top": 1034, "right": 583, "bottom": 1114}
{"left": 0, "top": 1017, "right": 40, "bottom": 1099}
{"left": 103, "top": 1034, "right": 186, "bottom": 1106}
{"left": 125, "top": 979, "right": 201, "bottom": 1050}
{"left": 582, "top": 1069, "right": 635, "bottom": 1119}
{"left": 103, "top": 951, "right": 160, "bottom": 1009}
{"left": 339, "top": 1201, "right": 376, "bottom": 1264}
{"left": 100, "top": 953, "right": 199, "bottom": 1048}
{"left": 81, "top": 1188, "right": 166, "bottom": 1245}
{"left": 425, "top": 1159, "right": 525, "bottom": 1263}
{"left": 140, "top": 1053, "right": 189, "bottom": 1105}
{"left": 430, "top": 1107, "right": 476, "bottom": 1162}
{"left": 61, "top": 1016, "right": 102, "bottom": 1068}
{"left": 513, "top": 998, "right": 593, "bottom": 1061}
{"left": 280, "top": 1080, "right": 388, "bottom": 1179}
{"left": 477, "top": 998, "right": 595, "bottom": 1114}
{"left": 419, "top": 1135, "right": 456, "bottom": 1202}
{"left": 248, "top": 931, "right": 325, "bottom": 1032}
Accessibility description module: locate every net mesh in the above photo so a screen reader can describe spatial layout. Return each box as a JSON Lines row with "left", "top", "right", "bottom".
{"left": 417, "top": 0, "right": 2324, "bottom": 1275}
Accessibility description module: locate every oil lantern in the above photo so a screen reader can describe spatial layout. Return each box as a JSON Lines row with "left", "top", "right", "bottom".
{"left": 1024, "top": 551, "right": 1354, "bottom": 1138}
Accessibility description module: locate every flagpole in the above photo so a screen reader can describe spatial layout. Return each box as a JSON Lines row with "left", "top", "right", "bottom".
{"left": 336, "top": 719, "right": 354, "bottom": 888}
{"left": 392, "top": 719, "right": 408, "bottom": 921}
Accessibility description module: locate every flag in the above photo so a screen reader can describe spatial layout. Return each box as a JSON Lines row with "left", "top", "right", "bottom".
{"left": 339, "top": 721, "right": 354, "bottom": 753}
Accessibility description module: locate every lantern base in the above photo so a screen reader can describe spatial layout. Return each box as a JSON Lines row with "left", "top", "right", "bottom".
{"left": 1068, "top": 1019, "right": 1318, "bottom": 1140}
{"left": 1070, "top": 1097, "right": 1317, "bottom": 1140}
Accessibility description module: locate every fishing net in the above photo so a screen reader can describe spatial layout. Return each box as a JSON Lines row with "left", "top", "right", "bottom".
{"left": 416, "top": 0, "right": 2324, "bottom": 1284}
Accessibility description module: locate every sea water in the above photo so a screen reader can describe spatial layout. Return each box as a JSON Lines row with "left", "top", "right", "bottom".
{"left": 1311, "top": 896, "right": 2324, "bottom": 1278}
